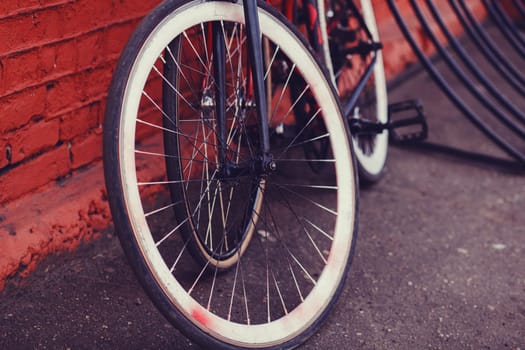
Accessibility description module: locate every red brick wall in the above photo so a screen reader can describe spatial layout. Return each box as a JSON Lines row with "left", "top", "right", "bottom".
{"left": 374, "top": 0, "right": 487, "bottom": 78}
{"left": 0, "top": 0, "right": 487, "bottom": 205}
{"left": 0, "top": 0, "right": 160, "bottom": 205}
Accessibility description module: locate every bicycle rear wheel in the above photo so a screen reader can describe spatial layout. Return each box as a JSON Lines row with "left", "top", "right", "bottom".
{"left": 103, "top": 0, "right": 358, "bottom": 348}
{"left": 320, "top": 0, "right": 388, "bottom": 183}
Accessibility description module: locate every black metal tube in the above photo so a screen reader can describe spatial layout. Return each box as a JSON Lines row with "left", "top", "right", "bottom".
{"left": 243, "top": 0, "right": 270, "bottom": 154}
{"left": 492, "top": 0, "right": 525, "bottom": 47}
{"left": 512, "top": 0, "right": 525, "bottom": 20}
{"left": 410, "top": 0, "right": 525, "bottom": 139}
{"left": 449, "top": 0, "right": 525, "bottom": 96}
{"left": 339, "top": 0, "right": 379, "bottom": 118}
{"left": 397, "top": 141, "right": 525, "bottom": 172}
{"left": 457, "top": 0, "right": 525, "bottom": 81}
{"left": 426, "top": 0, "right": 525, "bottom": 125}
{"left": 385, "top": 0, "right": 525, "bottom": 163}
{"left": 343, "top": 54, "right": 377, "bottom": 118}
{"left": 482, "top": 0, "right": 525, "bottom": 59}
{"left": 213, "top": 22, "right": 228, "bottom": 166}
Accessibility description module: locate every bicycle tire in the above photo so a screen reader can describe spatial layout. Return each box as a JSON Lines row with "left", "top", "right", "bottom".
{"left": 103, "top": 0, "right": 359, "bottom": 348}
{"left": 319, "top": 0, "right": 388, "bottom": 183}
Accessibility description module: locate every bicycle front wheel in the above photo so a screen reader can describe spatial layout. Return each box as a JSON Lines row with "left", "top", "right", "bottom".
{"left": 103, "top": 0, "right": 358, "bottom": 348}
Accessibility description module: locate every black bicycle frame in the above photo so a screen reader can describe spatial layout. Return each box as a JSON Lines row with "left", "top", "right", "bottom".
{"left": 211, "top": 0, "right": 381, "bottom": 168}
{"left": 212, "top": 0, "right": 272, "bottom": 174}
{"left": 341, "top": 0, "right": 382, "bottom": 117}
{"left": 286, "top": 0, "right": 381, "bottom": 118}
{"left": 243, "top": 0, "right": 271, "bottom": 159}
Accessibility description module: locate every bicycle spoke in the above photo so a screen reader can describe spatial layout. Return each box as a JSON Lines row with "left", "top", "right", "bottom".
{"left": 145, "top": 201, "right": 183, "bottom": 218}
{"left": 274, "top": 107, "right": 323, "bottom": 159}
{"left": 269, "top": 63, "right": 296, "bottom": 125}
{"left": 272, "top": 182, "right": 337, "bottom": 216}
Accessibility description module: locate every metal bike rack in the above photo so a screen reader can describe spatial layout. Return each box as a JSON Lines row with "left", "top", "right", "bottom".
{"left": 484, "top": 0, "right": 525, "bottom": 59}
{"left": 386, "top": 0, "right": 525, "bottom": 170}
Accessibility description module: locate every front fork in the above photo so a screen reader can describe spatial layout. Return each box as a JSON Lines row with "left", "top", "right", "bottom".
{"left": 212, "top": 0, "right": 274, "bottom": 174}
{"left": 212, "top": 22, "right": 228, "bottom": 168}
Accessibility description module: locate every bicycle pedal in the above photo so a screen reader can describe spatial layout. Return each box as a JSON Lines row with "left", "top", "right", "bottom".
{"left": 387, "top": 99, "right": 428, "bottom": 144}
{"left": 342, "top": 40, "right": 383, "bottom": 57}
{"left": 348, "top": 117, "right": 387, "bottom": 136}
{"left": 329, "top": 25, "right": 358, "bottom": 44}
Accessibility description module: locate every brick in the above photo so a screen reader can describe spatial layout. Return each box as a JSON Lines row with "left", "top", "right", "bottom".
{"left": 46, "top": 64, "right": 115, "bottom": 116}
{"left": 70, "top": 131, "right": 102, "bottom": 170}
{"left": 0, "top": 144, "right": 70, "bottom": 204}
{"left": 76, "top": 30, "right": 105, "bottom": 70}
{"left": 98, "top": 98, "right": 107, "bottom": 126}
{"left": 0, "top": 145, "right": 8, "bottom": 169}
{"left": 0, "top": 0, "right": 74, "bottom": 19}
{"left": 107, "top": 0, "right": 157, "bottom": 24}
{"left": 59, "top": 1, "right": 110, "bottom": 40}
{"left": 45, "top": 75, "right": 81, "bottom": 115}
{"left": 0, "top": 86, "right": 47, "bottom": 133}
{"left": 59, "top": 0, "right": 151, "bottom": 43}
{"left": 0, "top": 0, "right": 40, "bottom": 19}
{"left": 0, "top": 9, "right": 64, "bottom": 55}
{"left": 0, "top": 118, "right": 60, "bottom": 167}
{"left": 59, "top": 102, "right": 100, "bottom": 141}
{"left": 81, "top": 65, "right": 114, "bottom": 101}
{"left": 1, "top": 33, "right": 113, "bottom": 97}
{"left": 105, "top": 21, "right": 140, "bottom": 57}
{"left": 2, "top": 45, "right": 59, "bottom": 96}
{"left": 0, "top": 0, "right": 156, "bottom": 57}
{"left": 1, "top": 32, "right": 113, "bottom": 97}
{"left": 0, "top": 59, "right": 4, "bottom": 92}
{"left": 53, "top": 40, "right": 78, "bottom": 77}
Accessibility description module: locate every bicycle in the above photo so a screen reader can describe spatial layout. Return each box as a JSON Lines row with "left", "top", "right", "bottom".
{"left": 103, "top": 0, "right": 382, "bottom": 348}
{"left": 283, "top": 0, "right": 426, "bottom": 184}
{"left": 280, "top": 0, "right": 390, "bottom": 183}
